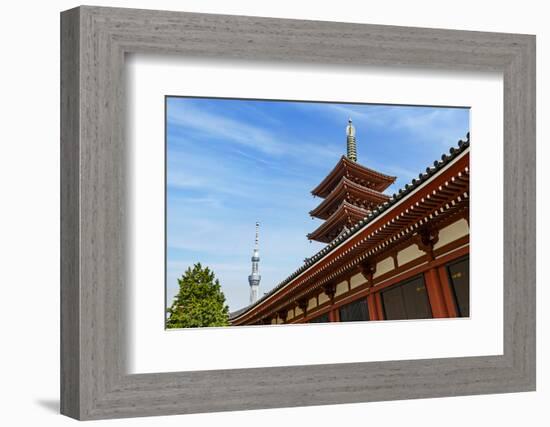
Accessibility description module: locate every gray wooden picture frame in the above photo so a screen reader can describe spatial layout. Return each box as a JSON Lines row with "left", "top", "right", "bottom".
{"left": 60, "top": 5, "right": 536, "bottom": 420}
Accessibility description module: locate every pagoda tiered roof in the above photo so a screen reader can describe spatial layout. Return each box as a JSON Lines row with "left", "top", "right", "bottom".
{"left": 311, "top": 155, "right": 396, "bottom": 198}
{"left": 309, "top": 176, "right": 391, "bottom": 220}
{"left": 308, "top": 152, "right": 395, "bottom": 244}
{"left": 307, "top": 201, "right": 370, "bottom": 243}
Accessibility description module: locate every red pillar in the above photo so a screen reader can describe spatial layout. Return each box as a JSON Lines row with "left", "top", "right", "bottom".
{"left": 424, "top": 268, "right": 449, "bottom": 318}
{"left": 437, "top": 265, "right": 458, "bottom": 317}
{"left": 375, "top": 293, "right": 385, "bottom": 320}
{"left": 367, "top": 294, "right": 379, "bottom": 320}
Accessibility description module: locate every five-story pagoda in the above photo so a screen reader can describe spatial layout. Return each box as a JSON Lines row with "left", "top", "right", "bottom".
{"left": 308, "top": 119, "right": 396, "bottom": 243}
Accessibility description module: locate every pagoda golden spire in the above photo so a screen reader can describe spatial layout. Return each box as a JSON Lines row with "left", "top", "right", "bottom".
{"left": 346, "top": 118, "right": 357, "bottom": 162}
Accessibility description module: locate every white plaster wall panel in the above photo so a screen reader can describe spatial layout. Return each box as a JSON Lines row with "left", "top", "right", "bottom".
{"left": 335, "top": 280, "right": 348, "bottom": 297}
{"left": 373, "top": 257, "right": 395, "bottom": 278}
{"left": 350, "top": 272, "right": 366, "bottom": 289}
{"left": 434, "top": 219, "right": 469, "bottom": 250}
{"left": 318, "top": 292, "right": 330, "bottom": 305}
{"left": 397, "top": 245, "right": 424, "bottom": 266}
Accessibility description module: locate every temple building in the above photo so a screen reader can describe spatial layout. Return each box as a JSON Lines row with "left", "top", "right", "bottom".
{"left": 230, "top": 120, "right": 470, "bottom": 325}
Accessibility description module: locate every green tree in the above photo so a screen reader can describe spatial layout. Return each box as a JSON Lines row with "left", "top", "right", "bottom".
{"left": 166, "top": 263, "right": 230, "bottom": 328}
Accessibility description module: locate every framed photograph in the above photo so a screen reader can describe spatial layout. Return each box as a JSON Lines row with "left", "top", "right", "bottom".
{"left": 163, "top": 97, "right": 469, "bottom": 330}
{"left": 61, "top": 6, "right": 536, "bottom": 420}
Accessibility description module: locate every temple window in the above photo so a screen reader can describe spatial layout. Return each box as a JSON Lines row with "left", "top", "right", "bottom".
{"left": 308, "top": 312, "right": 330, "bottom": 323}
{"left": 446, "top": 256, "right": 470, "bottom": 317}
{"left": 381, "top": 275, "right": 432, "bottom": 320}
{"left": 339, "top": 299, "right": 370, "bottom": 322}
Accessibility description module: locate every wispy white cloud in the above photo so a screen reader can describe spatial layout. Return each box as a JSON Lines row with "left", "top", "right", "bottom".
{"left": 366, "top": 160, "right": 418, "bottom": 183}
{"left": 166, "top": 139, "right": 327, "bottom": 211}
{"left": 167, "top": 102, "right": 286, "bottom": 155}
{"left": 168, "top": 101, "right": 342, "bottom": 167}
{"left": 169, "top": 195, "right": 224, "bottom": 209}
{"left": 293, "top": 102, "right": 469, "bottom": 147}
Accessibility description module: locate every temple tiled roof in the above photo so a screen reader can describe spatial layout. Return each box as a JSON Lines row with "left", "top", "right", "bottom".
{"left": 229, "top": 133, "right": 470, "bottom": 320}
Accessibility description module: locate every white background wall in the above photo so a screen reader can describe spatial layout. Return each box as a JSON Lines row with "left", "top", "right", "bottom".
{"left": 0, "top": 0, "right": 546, "bottom": 425}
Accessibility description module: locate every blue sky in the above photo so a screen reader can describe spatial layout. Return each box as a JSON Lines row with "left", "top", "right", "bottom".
{"left": 166, "top": 97, "right": 469, "bottom": 312}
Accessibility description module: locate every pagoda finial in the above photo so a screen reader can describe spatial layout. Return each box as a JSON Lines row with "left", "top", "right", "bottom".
{"left": 346, "top": 118, "right": 357, "bottom": 162}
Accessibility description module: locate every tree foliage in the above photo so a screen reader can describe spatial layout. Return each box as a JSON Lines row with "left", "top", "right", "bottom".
{"left": 166, "top": 263, "right": 230, "bottom": 328}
